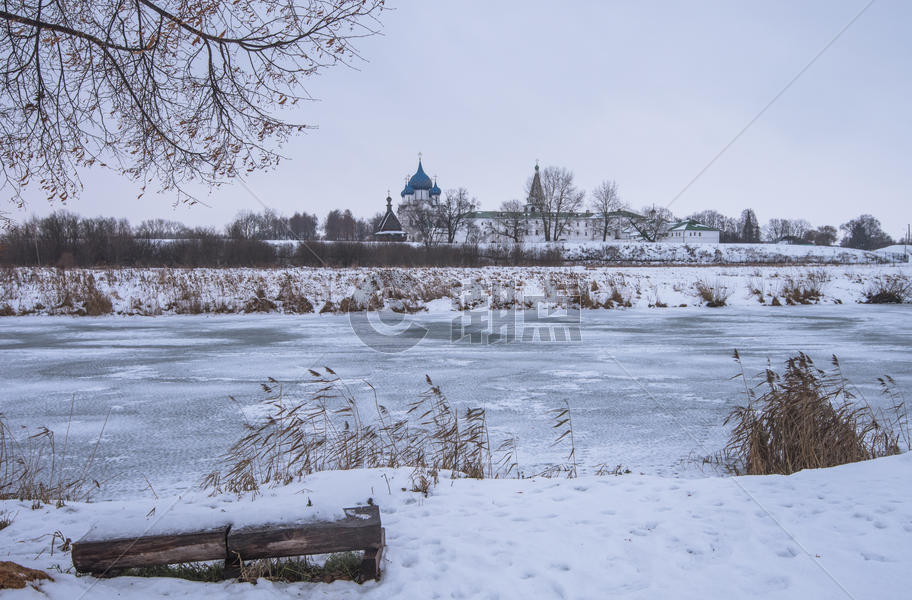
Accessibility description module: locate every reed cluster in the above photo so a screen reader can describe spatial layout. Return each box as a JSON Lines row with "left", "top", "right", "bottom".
{"left": 721, "top": 351, "right": 909, "bottom": 475}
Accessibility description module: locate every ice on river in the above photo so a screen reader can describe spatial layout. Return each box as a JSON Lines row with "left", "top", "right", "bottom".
{"left": 1, "top": 305, "right": 910, "bottom": 498}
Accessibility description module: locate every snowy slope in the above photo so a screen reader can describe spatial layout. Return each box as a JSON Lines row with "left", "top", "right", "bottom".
{"left": 548, "top": 241, "right": 894, "bottom": 264}
{"left": 2, "top": 263, "right": 911, "bottom": 316}
{"left": 1, "top": 456, "right": 910, "bottom": 599}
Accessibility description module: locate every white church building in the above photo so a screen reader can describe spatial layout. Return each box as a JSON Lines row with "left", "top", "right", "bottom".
{"left": 383, "top": 159, "right": 720, "bottom": 244}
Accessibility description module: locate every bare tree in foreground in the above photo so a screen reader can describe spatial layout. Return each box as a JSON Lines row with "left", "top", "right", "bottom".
{"left": 0, "top": 0, "right": 385, "bottom": 208}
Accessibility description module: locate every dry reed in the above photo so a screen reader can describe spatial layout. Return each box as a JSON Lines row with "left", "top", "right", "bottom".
{"left": 0, "top": 401, "right": 107, "bottom": 505}
{"left": 203, "top": 369, "right": 507, "bottom": 495}
{"left": 720, "top": 351, "right": 908, "bottom": 475}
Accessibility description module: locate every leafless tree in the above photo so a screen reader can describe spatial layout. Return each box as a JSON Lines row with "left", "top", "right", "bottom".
{"left": 490, "top": 199, "right": 528, "bottom": 243}
{"left": 764, "top": 218, "right": 811, "bottom": 242}
{"left": 839, "top": 214, "right": 893, "bottom": 250}
{"left": 688, "top": 209, "right": 739, "bottom": 242}
{"left": 439, "top": 187, "right": 477, "bottom": 244}
{"left": 628, "top": 205, "right": 675, "bottom": 242}
{"left": 803, "top": 225, "right": 837, "bottom": 246}
{"left": 398, "top": 198, "right": 443, "bottom": 247}
{"left": 590, "top": 179, "right": 624, "bottom": 241}
{"left": 289, "top": 212, "right": 318, "bottom": 240}
{"left": 225, "top": 210, "right": 261, "bottom": 239}
{"left": 0, "top": 0, "right": 385, "bottom": 208}
{"left": 135, "top": 218, "right": 188, "bottom": 239}
{"left": 323, "top": 209, "right": 357, "bottom": 241}
{"left": 527, "top": 166, "right": 585, "bottom": 241}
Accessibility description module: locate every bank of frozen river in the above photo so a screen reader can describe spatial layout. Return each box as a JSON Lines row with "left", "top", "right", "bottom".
{"left": 1, "top": 263, "right": 910, "bottom": 317}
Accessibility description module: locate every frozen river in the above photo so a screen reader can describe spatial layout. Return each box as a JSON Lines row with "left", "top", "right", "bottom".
{"left": 1, "top": 305, "right": 911, "bottom": 499}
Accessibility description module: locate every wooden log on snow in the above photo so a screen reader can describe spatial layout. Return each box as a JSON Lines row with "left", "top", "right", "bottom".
{"left": 359, "top": 526, "right": 385, "bottom": 581}
{"left": 226, "top": 505, "right": 383, "bottom": 564}
{"left": 71, "top": 527, "right": 229, "bottom": 574}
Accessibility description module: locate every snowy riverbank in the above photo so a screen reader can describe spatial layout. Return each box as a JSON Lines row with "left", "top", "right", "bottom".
{"left": 1, "top": 263, "right": 911, "bottom": 317}
{"left": 1, "top": 455, "right": 910, "bottom": 599}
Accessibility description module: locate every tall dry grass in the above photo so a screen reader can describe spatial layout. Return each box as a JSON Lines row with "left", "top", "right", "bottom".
{"left": 203, "top": 369, "right": 599, "bottom": 495}
{"left": 720, "top": 351, "right": 909, "bottom": 475}
{"left": 202, "top": 369, "right": 506, "bottom": 495}
{"left": 0, "top": 401, "right": 108, "bottom": 506}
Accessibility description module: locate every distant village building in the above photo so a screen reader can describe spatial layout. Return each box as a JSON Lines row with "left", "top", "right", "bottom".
{"left": 466, "top": 164, "right": 644, "bottom": 243}
{"left": 373, "top": 194, "right": 407, "bottom": 242}
{"left": 658, "top": 220, "right": 721, "bottom": 244}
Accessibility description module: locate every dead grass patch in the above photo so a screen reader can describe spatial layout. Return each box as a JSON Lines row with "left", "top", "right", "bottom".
{"left": 694, "top": 279, "right": 732, "bottom": 307}
{"left": 863, "top": 274, "right": 911, "bottom": 304}
{"left": 0, "top": 561, "right": 52, "bottom": 589}
{"left": 780, "top": 271, "right": 828, "bottom": 305}
{"left": 719, "top": 351, "right": 909, "bottom": 475}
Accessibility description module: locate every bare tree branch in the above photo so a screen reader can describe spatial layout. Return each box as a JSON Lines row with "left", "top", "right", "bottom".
{"left": 0, "top": 0, "right": 386, "bottom": 207}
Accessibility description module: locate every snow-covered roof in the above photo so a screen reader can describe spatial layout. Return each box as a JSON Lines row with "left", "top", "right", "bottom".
{"left": 666, "top": 219, "right": 720, "bottom": 232}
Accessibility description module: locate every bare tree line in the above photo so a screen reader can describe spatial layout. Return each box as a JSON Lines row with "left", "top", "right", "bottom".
{"left": 0, "top": 209, "right": 565, "bottom": 267}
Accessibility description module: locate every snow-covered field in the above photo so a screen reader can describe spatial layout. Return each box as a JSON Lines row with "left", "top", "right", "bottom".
{"left": 264, "top": 240, "right": 899, "bottom": 265}
{"left": 1, "top": 262, "right": 910, "bottom": 316}
{"left": 1, "top": 457, "right": 911, "bottom": 599}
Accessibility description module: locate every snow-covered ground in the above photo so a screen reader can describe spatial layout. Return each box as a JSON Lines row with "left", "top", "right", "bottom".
{"left": 1, "top": 263, "right": 910, "bottom": 316}
{"left": 1, "top": 456, "right": 911, "bottom": 599}
{"left": 262, "top": 240, "right": 899, "bottom": 265}
{"left": 2, "top": 262, "right": 910, "bottom": 598}
{"left": 875, "top": 244, "right": 912, "bottom": 260}
{"left": 550, "top": 241, "right": 899, "bottom": 264}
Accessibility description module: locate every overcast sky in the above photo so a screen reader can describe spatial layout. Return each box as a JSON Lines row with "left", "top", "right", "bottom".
{"left": 11, "top": 0, "right": 912, "bottom": 238}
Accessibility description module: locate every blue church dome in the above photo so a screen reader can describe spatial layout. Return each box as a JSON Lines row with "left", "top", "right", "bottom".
{"left": 400, "top": 183, "right": 414, "bottom": 197}
{"left": 408, "top": 160, "right": 433, "bottom": 191}
{"left": 430, "top": 183, "right": 441, "bottom": 197}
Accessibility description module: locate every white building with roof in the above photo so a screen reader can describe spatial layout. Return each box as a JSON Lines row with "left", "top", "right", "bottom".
{"left": 659, "top": 220, "right": 721, "bottom": 243}
{"left": 466, "top": 164, "right": 644, "bottom": 244}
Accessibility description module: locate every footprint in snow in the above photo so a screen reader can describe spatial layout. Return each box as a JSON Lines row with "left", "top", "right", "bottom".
{"left": 861, "top": 552, "right": 890, "bottom": 562}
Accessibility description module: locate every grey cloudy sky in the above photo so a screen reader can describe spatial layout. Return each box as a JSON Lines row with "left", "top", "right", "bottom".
{"left": 14, "top": 0, "right": 912, "bottom": 238}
